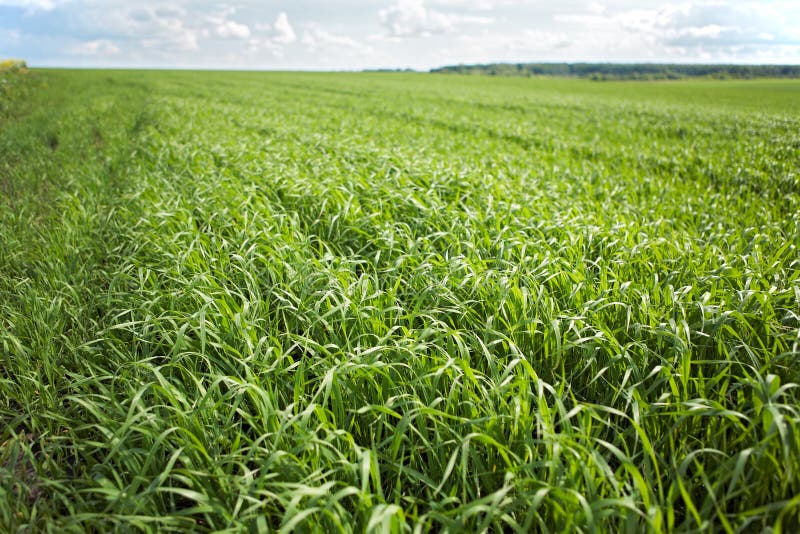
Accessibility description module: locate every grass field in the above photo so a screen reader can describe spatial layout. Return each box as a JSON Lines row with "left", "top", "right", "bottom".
{"left": 1, "top": 69, "right": 799, "bottom": 532}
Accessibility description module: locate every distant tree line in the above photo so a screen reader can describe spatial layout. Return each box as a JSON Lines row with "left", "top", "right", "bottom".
{"left": 364, "top": 68, "right": 418, "bottom": 73}
{"left": 430, "top": 63, "right": 800, "bottom": 80}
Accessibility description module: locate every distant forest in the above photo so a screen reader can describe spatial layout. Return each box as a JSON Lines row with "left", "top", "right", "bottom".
{"left": 431, "top": 63, "right": 800, "bottom": 80}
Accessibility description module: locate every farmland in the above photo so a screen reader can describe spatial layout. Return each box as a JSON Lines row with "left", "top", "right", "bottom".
{"left": 1, "top": 69, "right": 799, "bottom": 531}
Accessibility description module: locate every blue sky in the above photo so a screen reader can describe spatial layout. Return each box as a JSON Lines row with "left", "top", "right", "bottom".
{"left": 1, "top": 0, "right": 799, "bottom": 69}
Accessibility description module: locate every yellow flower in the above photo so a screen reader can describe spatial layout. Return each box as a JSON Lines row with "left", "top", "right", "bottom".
{"left": 0, "top": 59, "right": 27, "bottom": 72}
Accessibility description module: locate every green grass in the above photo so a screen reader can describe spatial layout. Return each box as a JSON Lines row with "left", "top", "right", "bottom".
{"left": 1, "top": 69, "right": 799, "bottom": 532}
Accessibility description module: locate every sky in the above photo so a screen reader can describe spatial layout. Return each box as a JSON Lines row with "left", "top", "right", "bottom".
{"left": 1, "top": 0, "right": 799, "bottom": 70}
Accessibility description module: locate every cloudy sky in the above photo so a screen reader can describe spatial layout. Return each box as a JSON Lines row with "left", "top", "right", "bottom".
{"left": 1, "top": 0, "right": 799, "bottom": 69}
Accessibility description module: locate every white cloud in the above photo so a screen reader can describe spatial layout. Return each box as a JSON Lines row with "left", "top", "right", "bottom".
{"left": 615, "top": 2, "right": 799, "bottom": 50}
{"left": 0, "top": 28, "right": 22, "bottom": 44}
{"left": 429, "top": 0, "right": 525, "bottom": 9}
{"left": 109, "top": 5, "right": 203, "bottom": 52}
{"left": 452, "top": 28, "right": 572, "bottom": 59}
{"left": 302, "top": 26, "right": 361, "bottom": 51}
{"left": 518, "top": 29, "right": 572, "bottom": 50}
{"left": 552, "top": 1, "right": 800, "bottom": 60}
{"left": 273, "top": 12, "right": 296, "bottom": 44}
{"left": 206, "top": 6, "right": 251, "bottom": 40}
{"left": 246, "top": 12, "right": 299, "bottom": 55}
{"left": 379, "top": 0, "right": 492, "bottom": 38}
{"left": 73, "top": 39, "right": 120, "bottom": 56}
{"left": 683, "top": 24, "right": 728, "bottom": 39}
{"left": 428, "top": 0, "right": 496, "bottom": 10}
{"left": 0, "top": 0, "right": 65, "bottom": 11}
{"left": 587, "top": 2, "right": 605, "bottom": 15}
{"left": 246, "top": 37, "right": 283, "bottom": 55}
{"left": 216, "top": 20, "right": 250, "bottom": 39}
